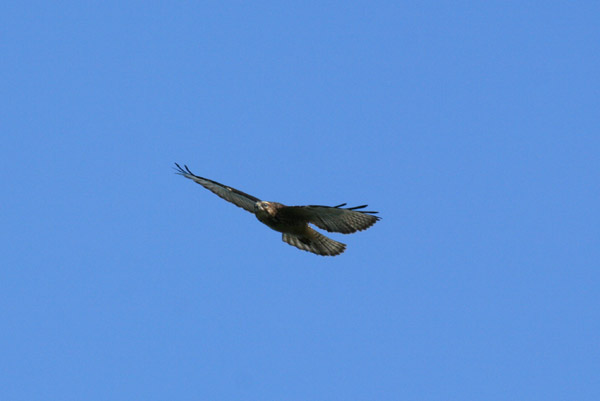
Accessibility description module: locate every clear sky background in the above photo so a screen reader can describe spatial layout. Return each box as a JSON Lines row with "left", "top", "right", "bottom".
{"left": 2, "top": 1, "right": 598, "bottom": 400}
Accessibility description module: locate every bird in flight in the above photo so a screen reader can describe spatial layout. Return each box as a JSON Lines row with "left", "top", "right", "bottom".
{"left": 174, "top": 163, "right": 380, "bottom": 256}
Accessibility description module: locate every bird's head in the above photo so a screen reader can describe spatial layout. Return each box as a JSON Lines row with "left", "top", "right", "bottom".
{"left": 255, "top": 201, "right": 276, "bottom": 216}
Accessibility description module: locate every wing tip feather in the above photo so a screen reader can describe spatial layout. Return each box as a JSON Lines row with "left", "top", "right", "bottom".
{"left": 335, "top": 203, "right": 380, "bottom": 216}
{"left": 173, "top": 162, "right": 198, "bottom": 178}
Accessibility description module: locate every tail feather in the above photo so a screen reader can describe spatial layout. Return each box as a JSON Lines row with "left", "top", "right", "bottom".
{"left": 282, "top": 228, "right": 346, "bottom": 256}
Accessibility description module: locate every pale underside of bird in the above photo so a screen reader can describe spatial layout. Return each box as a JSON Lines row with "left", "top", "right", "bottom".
{"left": 174, "top": 163, "right": 380, "bottom": 256}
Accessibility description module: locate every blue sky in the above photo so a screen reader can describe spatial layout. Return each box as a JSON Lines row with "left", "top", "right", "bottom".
{"left": 2, "top": 1, "right": 599, "bottom": 400}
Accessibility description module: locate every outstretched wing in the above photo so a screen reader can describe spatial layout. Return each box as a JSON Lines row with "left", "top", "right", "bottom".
{"left": 279, "top": 203, "right": 380, "bottom": 234}
{"left": 174, "top": 163, "right": 261, "bottom": 213}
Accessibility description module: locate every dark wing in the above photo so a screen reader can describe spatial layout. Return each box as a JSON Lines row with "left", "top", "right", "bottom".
{"left": 174, "top": 163, "right": 261, "bottom": 213}
{"left": 279, "top": 203, "right": 380, "bottom": 234}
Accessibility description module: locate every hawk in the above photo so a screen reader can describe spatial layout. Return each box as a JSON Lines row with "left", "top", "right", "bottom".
{"left": 174, "top": 163, "right": 380, "bottom": 256}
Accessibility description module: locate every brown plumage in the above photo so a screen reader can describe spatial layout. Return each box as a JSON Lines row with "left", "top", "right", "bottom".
{"left": 174, "top": 163, "right": 380, "bottom": 256}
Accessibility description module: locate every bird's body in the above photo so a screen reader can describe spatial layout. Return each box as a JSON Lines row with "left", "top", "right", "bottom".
{"left": 174, "top": 163, "right": 379, "bottom": 256}
{"left": 254, "top": 201, "right": 302, "bottom": 234}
